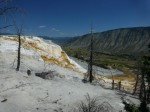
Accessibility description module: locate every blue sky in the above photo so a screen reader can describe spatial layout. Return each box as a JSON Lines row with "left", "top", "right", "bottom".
{"left": 3, "top": 0, "right": 150, "bottom": 37}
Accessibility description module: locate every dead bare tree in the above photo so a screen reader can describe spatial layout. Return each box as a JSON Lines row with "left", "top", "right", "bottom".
{"left": 12, "top": 14, "right": 24, "bottom": 71}
{"left": 87, "top": 25, "right": 94, "bottom": 83}
{"left": 9, "top": 7, "right": 26, "bottom": 72}
{"left": 15, "top": 24, "right": 23, "bottom": 71}
{"left": 108, "top": 67, "right": 115, "bottom": 90}
{"left": 0, "top": 0, "right": 25, "bottom": 71}
{"left": 133, "top": 57, "right": 142, "bottom": 95}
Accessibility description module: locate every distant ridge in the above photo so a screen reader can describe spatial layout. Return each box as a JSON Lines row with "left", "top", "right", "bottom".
{"left": 39, "top": 36, "right": 74, "bottom": 45}
{"left": 66, "top": 26, "right": 150, "bottom": 55}
{"left": 0, "top": 33, "right": 14, "bottom": 35}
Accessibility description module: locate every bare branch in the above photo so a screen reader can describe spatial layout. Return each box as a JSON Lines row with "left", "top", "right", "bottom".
{"left": 0, "top": 7, "right": 18, "bottom": 15}
{"left": 0, "top": 24, "right": 12, "bottom": 29}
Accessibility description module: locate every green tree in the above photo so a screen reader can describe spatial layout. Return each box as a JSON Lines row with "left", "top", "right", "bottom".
{"left": 139, "top": 44, "right": 150, "bottom": 112}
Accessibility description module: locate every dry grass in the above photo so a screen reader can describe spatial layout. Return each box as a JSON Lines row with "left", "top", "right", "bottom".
{"left": 105, "top": 71, "right": 136, "bottom": 91}
{"left": 73, "top": 94, "right": 114, "bottom": 112}
{"left": 94, "top": 70, "right": 136, "bottom": 92}
{"left": 106, "top": 70, "right": 136, "bottom": 82}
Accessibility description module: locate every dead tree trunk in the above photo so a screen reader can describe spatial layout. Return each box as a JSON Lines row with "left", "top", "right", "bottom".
{"left": 147, "top": 83, "right": 150, "bottom": 102}
{"left": 16, "top": 34, "right": 21, "bottom": 71}
{"left": 112, "top": 80, "right": 114, "bottom": 90}
{"left": 139, "top": 72, "right": 145, "bottom": 99}
{"left": 133, "top": 74, "right": 139, "bottom": 95}
{"left": 88, "top": 25, "right": 94, "bottom": 83}
{"left": 118, "top": 81, "right": 121, "bottom": 90}
{"left": 13, "top": 19, "right": 23, "bottom": 71}
{"left": 133, "top": 57, "right": 142, "bottom": 95}
{"left": 89, "top": 36, "right": 93, "bottom": 83}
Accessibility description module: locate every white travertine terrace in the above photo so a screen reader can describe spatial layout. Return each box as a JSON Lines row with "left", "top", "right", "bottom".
{"left": 0, "top": 35, "right": 86, "bottom": 73}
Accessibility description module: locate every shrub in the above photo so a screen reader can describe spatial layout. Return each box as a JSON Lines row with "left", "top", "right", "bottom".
{"left": 73, "top": 94, "right": 114, "bottom": 112}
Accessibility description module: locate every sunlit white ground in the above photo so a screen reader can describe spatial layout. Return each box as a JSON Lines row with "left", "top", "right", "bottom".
{"left": 0, "top": 36, "right": 132, "bottom": 112}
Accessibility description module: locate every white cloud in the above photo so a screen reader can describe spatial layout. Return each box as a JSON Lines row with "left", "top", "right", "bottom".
{"left": 49, "top": 28, "right": 66, "bottom": 36}
{"left": 39, "top": 25, "right": 47, "bottom": 28}
{"left": 51, "top": 28, "right": 60, "bottom": 32}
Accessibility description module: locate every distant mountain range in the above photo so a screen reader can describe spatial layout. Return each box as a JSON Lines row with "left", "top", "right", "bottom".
{"left": 65, "top": 27, "right": 150, "bottom": 55}
{"left": 38, "top": 36, "right": 74, "bottom": 45}
{"left": 2, "top": 26, "right": 150, "bottom": 55}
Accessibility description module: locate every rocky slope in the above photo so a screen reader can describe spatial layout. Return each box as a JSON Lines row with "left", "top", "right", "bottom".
{"left": 0, "top": 35, "right": 86, "bottom": 73}
{"left": 0, "top": 35, "right": 135, "bottom": 89}
{"left": 0, "top": 35, "right": 134, "bottom": 112}
{"left": 67, "top": 27, "right": 150, "bottom": 55}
